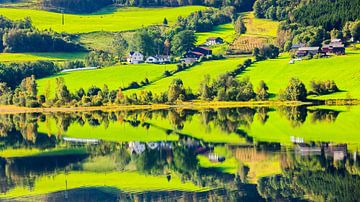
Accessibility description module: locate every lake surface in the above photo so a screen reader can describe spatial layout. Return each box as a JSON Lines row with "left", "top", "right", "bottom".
{"left": 0, "top": 105, "right": 360, "bottom": 201}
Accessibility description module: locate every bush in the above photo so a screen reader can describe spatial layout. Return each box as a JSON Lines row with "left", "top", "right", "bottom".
{"left": 310, "top": 80, "right": 339, "bottom": 95}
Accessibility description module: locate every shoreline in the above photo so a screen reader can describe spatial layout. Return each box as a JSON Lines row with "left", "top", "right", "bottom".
{"left": 0, "top": 100, "right": 320, "bottom": 114}
{"left": 1, "top": 99, "right": 359, "bottom": 114}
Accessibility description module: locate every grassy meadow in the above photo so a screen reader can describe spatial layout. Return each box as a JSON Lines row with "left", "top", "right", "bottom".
{"left": 196, "top": 23, "right": 236, "bottom": 45}
{"left": 0, "top": 6, "right": 206, "bottom": 33}
{"left": 0, "top": 52, "right": 87, "bottom": 62}
{"left": 126, "top": 57, "right": 250, "bottom": 95}
{"left": 37, "top": 63, "right": 178, "bottom": 97}
{"left": 238, "top": 49, "right": 360, "bottom": 100}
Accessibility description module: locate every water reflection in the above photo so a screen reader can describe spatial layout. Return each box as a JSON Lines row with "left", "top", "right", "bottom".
{"left": 0, "top": 106, "right": 359, "bottom": 201}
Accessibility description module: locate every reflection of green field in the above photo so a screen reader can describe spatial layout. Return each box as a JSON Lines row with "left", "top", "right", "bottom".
{"left": 243, "top": 106, "right": 360, "bottom": 148}
{"left": 0, "top": 171, "right": 209, "bottom": 199}
{"left": 0, "top": 6, "right": 205, "bottom": 33}
{"left": 238, "top": 49, "right": 360, "bottom": 99}
{"left": 38, "top": 119, "right": 179, "bottom": 142}
{"left": 127, "top": 58, "right": 250, "bottom": 94}
{"left": 148, "top": 114, "right": 248, "bottom": 144}
{"left": 0, "top": 148, "right": 87, "bottom": 158}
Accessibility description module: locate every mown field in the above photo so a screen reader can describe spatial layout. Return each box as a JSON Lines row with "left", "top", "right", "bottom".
{"left": 238, "top": 49, "right": 360, "bottom": 100}
{"left": 196, "top": 23, "right": 236, "bottom": 45}
{"left": 0, "top": 52, "right": 87, "bottom": 62}
{"left": 0, "top": 171, "right": 208, "bottom": 199}
{"left": 126, "top": 57, "right": 250, "bottom": 95}
{"left": 229, "top": 12, "right": 279, "bottom": 53}
{"left": 37, "top": 63, "right": 178, "bottom": 97}
{"left": 0, "top": 6, "right": 206, "bottom": 33}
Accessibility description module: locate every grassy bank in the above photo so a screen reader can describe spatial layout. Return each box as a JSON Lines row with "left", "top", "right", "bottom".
{"left": 0, "top": 52, "right": 87, "bottom": 62}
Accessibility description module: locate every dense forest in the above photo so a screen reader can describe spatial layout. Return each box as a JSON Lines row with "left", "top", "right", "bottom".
{"left": 254, "top": 0, "right": 360, "bottom": 31}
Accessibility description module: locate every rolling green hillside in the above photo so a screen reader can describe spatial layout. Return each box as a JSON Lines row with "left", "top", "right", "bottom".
{"left": 126, "top": 58, "right": 250, "bottom": 94}
{"left": 0, "top": 6, "right": 206, "bottom": 33}
{"left": 37, "top": 63, "right": 178, "bottom": 96}
{"left": 237, "top": 49, "right": 360, "bottom": 100}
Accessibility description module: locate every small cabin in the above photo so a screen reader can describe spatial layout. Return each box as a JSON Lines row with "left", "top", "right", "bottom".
{"left": 322, "top": 39, "right": 345, "bottom": 55}
{"left": 205, "top": 37, "right": 224, "bottom": 46}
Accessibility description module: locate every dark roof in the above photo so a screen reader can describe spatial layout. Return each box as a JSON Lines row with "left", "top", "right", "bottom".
{"left": 190, "top": 51, "right": 204, "bottom": 56}
{"left": 206, "top": 37, "right": 222, "bottom": 41}
{"left": 298, "top": 47, "right": 320, "bottom": 51}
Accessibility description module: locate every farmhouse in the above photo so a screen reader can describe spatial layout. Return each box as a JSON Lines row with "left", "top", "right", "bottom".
{"left": 127, "top": 51, "right": 144, "bottom": 64}
{"left": 181, "top": 46, "right": 213, "bottom": 64}
{"left": 145, "top": 55, "right": 171, "bottom": 64}
{"left": 291, "top": 43, "right": 305, "bottom": 51}
{"left": 205, "top": 37, "right": 224, "bottom": 46}
{"left": 296, "top": 47, "right": 320, "bottom": 57}
{"left": 322, "top": 39, "right": 345, "bottom": 55}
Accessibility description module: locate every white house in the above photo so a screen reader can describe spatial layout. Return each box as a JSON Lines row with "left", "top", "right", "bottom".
{"left": 145, "top": 55, "right": 171, "bottom": 64}
{"left": 127, "top": 51, "right": 144, "bottom": 64}
{"left": 205, "top": 37, "right": 224, "bottom": 46}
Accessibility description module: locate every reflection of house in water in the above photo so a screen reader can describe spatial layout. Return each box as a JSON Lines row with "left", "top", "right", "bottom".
{"left": 295, "top": 143, "right": 348, "bottom": 161}
{"left": 128, "top": 141, "right": 173, "bottom": 155}
{"left": 128, "top": 142, "right": 146, "bottom": 155}
{"left": 63, "top": 137, "right": 100, "bottom": 144}
{"left": 325, "top": 144, "right": 347, "bottom": 161}
{"left": 295, "top": 143, "right": 322, "bottom": 156}
{"left": 208, "top": 153, "right": 225, "bottom": 163}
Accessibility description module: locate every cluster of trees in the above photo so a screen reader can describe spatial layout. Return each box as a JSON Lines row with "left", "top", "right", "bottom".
{"left": 42, "top": 0, "right": 113, "bottom": 13}
{"left": 253, "top": 44, "right": 280, "bottom": 61}
{"left": 254, "top": 0, "right": 360, "bottom": 31}
{"left": 0, "top": 16, "right": 83, "bottom": 53}
{"left": 198, "top": 74, "right": 269, "bottom": 101}
{"left": 113, "top": 26, "right": 197, "bottom": 58}
{"left": 176, "top": 7, "right": 235, "bottom": 32}
{"left": 310, "top": 80, "right": 339, "bottom": 96}
{"left": 0, "top": 61, "right": 58, "bottom": 89}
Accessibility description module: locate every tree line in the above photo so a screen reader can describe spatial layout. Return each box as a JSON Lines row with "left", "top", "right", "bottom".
{"left": 0, "top": 16, "right": 84, "bottom": 53}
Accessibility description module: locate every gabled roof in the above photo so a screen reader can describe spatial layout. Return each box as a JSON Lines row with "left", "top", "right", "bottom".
{"left": 298, "top": 47, "right": 320, "bottom": 51}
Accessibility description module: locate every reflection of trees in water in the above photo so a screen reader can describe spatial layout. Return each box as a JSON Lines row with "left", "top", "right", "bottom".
{"left": 258, "top": 149, "right": 360, "bottom": 201}
{"left": 278, "top": 106, "right": 307, "bottom": 128}
{"left": 309, "top": 109, "right": 340, "bottom": 123}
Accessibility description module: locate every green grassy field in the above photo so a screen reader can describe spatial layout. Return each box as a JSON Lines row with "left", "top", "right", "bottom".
{"left": 0, "top": 171, "right": 209, "bottom": 199}
{"left": 0, "top": 6, "right": 206, "bottom": 33}
{"left": 0, "top": 52, "right": 87, "bottom": 62}
{"left": 238, "top": 49, "right": 360, "bottom": 100}
{"left": 127, "top": 57, "right": 250, "bottom": 95}
{"left": 241, "top": 12, "right": 278, "bottom": 38}
{"left": 196, "top": 23, "right": 236, "bottom": 45}
{"left": 37, "top": 63, "right": 178, "bottom": 97}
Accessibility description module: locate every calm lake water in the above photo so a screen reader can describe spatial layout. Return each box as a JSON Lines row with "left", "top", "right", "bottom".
{"left": 0, "top": 106, "right": 360, "bottom": 201}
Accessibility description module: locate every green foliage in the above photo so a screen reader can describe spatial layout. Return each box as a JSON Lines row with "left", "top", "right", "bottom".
{"left": 85, "top": 50, "right": 115, "bottom": 67}
{"left": 41, "top": 0, "right": 113, "bottom": 13}
{"left": 234, "top": 16, "right": 246, "bottom": 34}
{"left": 167, "top": 79, "right": 186, "bottom": 102}
{"left": 279, "top": 78, "right": 307, "bottom": 101}
{"left": 171, "top": 30, "right": 196, "bottom": 55}
{"left": 310, "top": 80, "right": 339, "bottom": 96}
{"left": 112, "top": 33, "right": 128, "bottom": 61}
